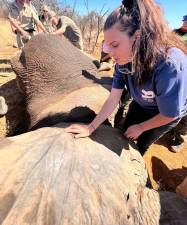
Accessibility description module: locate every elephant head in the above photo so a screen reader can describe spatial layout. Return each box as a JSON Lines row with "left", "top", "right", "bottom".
{"left": 11, "top": 34, "right": 112, "bottom": 129}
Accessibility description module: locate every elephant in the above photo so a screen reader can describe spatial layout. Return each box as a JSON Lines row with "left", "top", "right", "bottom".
{"left": 0, "top": 123, "right": 187, "bottom": 225}
{"left": 0, "top": 34, "right": 187, "bottom": 225}
{"left": 10, "top": 34, "right": 113, "bottom": 131}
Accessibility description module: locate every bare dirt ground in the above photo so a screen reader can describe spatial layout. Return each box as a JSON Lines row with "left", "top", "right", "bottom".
{"left": 0, "top": 19, "right": 187, "bottom": 196}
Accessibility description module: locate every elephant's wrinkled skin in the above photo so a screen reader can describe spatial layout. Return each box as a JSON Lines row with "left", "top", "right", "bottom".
{"left": 11, "top": 34, "right": 112, "bottom": 130}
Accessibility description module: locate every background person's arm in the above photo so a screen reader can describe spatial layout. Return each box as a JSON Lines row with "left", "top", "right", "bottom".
{"left": 52, "top": 24, "right": 66, "bottom": 35}
{"left": 52, "top": 18, "right": 67, "bottom": 35}
{"left": 35, "top": 19, "right": 48, "bottom": 33}
{"left": 8, "top": 16, "right": 30, "bottom": 39}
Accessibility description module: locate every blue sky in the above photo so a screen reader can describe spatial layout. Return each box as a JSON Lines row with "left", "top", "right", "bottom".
{"left": 58, "top": 0, "right": 187, "bottom": 29}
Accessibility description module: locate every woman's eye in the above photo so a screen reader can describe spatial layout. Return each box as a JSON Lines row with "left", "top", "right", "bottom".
{"left": 112, "top": 44, "right": 119, "bottom": 48}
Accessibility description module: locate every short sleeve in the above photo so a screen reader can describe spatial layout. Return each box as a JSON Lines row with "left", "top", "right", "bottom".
{"left": 112, "top": 64, "right": 126, "bottom": 89}
{"left": 155, "top": 60, "right": 187, "bottom": 118}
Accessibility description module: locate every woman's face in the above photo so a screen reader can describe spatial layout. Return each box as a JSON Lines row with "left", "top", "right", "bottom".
{"left": 43, "top": 10, "right": 48, "bottom": 16}
{"left": 104, "top": 24, "right": 136, "bottom": 65}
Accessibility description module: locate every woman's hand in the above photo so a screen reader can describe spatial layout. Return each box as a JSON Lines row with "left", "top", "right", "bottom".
{"left": 65, "top": 124, "right": 95, "bottom": 138}
{"left": 124, "top": 124, "right": 144, "bottom": 140}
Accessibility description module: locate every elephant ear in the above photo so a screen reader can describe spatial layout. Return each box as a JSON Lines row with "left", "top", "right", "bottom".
{"left": 11, "top": 51, "right": 28, "bottom": 94}
{"left": 11, "top": 52, "right": 25, "bottom": 77}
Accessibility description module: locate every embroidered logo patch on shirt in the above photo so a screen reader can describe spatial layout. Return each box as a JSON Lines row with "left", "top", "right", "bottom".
{"left": 141, "top": 89, "right": 155, "bottom": 102}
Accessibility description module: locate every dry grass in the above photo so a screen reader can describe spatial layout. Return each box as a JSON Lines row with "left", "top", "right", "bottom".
{"left": 0, "top": 19, "right": 16, "bottom": 47}
{"left": 0, "top": 19, "right": 18, "bottom": 59}
{"left": 0, "top": 19, "right": 17, "bottom": 83}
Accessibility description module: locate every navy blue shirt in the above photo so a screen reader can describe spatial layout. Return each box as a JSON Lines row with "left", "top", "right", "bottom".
{"left": 112, "top": 48, "right": 187, "bottom": 118}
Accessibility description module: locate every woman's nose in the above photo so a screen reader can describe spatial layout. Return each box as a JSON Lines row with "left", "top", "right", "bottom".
{"left": 103, "top": 42, "right": 115, "bottom": 57}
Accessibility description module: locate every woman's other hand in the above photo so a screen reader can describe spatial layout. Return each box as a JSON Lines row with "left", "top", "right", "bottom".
{"left": 124, "top": 124, "right": 144, "bottom": 140}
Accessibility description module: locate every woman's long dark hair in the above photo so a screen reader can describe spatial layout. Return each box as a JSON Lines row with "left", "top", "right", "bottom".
{"left": 104, "top": 0, "right": 187, "bottom": 85}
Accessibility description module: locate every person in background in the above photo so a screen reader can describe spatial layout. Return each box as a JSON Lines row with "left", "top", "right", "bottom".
{"left": 50, "top": 11, "right": 83, "bottom": 50}
{"left": 8, "top": 0, "right": 47, "bottom": 49}
{"left": 65, "top": 0, "right": 187, "bottom": 155}
{"left": 12, "top": 0, "right": 38, "bottom": 48}
{"left": 39, "top": 5, "right": 53, "bottom": 33}
{"left": 50, "top": 11, "right": 101, "bottom": 68}
{"left": 174, "top": 15, "right": 187, "bottom": 43}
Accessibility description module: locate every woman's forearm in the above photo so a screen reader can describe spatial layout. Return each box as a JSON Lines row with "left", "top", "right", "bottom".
{"left": 90, "top": 88, "right": 123, "bottom": 130}
{"left": 139, "top": 113, "right": 177, "bottom": 132}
